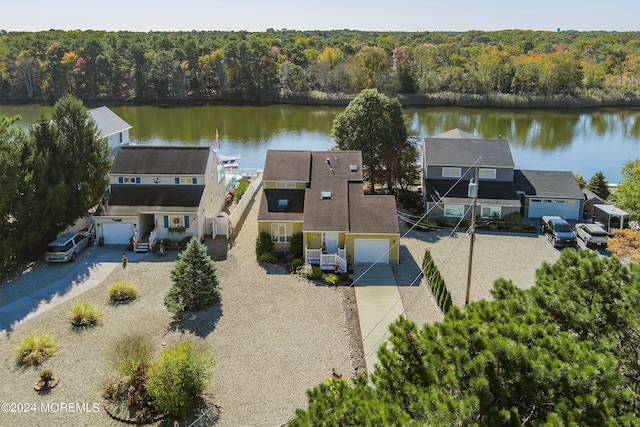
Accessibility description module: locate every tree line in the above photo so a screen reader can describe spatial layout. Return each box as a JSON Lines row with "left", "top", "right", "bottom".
{"left": 2, "top": 29, "right": 640, "bottom": 106}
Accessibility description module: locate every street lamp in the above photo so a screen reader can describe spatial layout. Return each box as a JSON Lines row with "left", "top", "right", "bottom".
{"left": 465, "top": 166, "right": 480, "bottom": 305}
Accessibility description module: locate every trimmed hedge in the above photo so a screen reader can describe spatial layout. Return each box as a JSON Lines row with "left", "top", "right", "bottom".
{"left": 422, "top": 249, "right": 453, "bottom": 313}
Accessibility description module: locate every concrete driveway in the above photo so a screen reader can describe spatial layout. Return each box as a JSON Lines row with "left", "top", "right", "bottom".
{"left": 0, "top": 246, "right": 148, "bottom": 333}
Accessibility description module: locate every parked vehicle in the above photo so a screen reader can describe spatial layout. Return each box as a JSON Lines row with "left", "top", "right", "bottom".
{"left": 45, "top": 232, "right": 90, "bottom": 263}
{"left": 592, "top": 204, "right": 630, "bottom": 231}
{"left": 540, "top": 216, "right": 577, "bottom": 248}
{"left": 575, "top": 223, "right": 610, "bottom": 247}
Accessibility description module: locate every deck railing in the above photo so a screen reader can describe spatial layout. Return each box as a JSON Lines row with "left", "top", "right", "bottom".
{"left": 305, "top": 245, "right": 347, "bottom": 273}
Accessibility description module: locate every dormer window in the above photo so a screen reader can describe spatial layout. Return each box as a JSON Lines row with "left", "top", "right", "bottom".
{"left": 321, "top": 191, "right": 332, "bottom": 200}
{"left": 350, "top": 164, "right": 358, "bottom": 172}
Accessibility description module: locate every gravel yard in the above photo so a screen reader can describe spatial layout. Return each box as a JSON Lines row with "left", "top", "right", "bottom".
{"left": 0, "top": 195, "right": 354, "bottom": 427}
{"left": 0, "top": 192, "right": 562, "bottom": 427}
{"left": 395, "top": 225, "right": 561, "bottom": 327}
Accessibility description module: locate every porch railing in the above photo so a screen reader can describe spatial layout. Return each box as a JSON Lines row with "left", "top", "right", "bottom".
{"left": 305, "top": 245, "right": 347, "bottom": 273}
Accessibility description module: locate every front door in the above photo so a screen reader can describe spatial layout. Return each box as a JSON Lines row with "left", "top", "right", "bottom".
{"left": 323, "top": 232, "right": 339, "bottom": 254}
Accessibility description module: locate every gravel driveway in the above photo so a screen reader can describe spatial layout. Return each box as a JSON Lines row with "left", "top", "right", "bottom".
{"left": 395, "top": 225, "right": 561, "bottom": 327}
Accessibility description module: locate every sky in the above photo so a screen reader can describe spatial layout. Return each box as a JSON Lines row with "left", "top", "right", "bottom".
{"left": 2, "top": 0, "right": 640, "bottom": 33}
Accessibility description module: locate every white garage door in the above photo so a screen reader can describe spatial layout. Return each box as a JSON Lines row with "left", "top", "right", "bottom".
{"left": 354, "top": 239, "right": 389, "bottom": 264}
{"left": 102, "top": 223, "right": 133, "bottom": 244}
{"left": 528, "top": 199, "right": 580, "bottom": 220}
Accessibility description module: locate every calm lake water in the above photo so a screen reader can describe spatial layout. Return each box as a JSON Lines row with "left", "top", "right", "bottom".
{"left": 2, "top": 104, "right": 639, "bottom": 183}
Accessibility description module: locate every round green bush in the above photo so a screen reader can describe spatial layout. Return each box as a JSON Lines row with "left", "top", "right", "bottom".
{"left": 290, "top": 259, "right": 304, "bottom": 270}
{"left": 324, "top": 273, "right": 339, "bottom": 285}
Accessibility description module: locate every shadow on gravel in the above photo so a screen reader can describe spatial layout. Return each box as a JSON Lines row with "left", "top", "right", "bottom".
{"left": 393, "top": 244, "right": 423, "bottom": 287}
{"left": 166, "top": 303, "right": 223, "bottom": 338}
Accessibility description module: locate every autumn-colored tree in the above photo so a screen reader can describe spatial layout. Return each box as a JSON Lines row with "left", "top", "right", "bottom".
{"left": 608, "top": 228, "right": 640, "bottom": 264}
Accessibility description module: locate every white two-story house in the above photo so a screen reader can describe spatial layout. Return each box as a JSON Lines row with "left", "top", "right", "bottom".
{"left": 93, "top": 146, "right": 228, "bottom": 248}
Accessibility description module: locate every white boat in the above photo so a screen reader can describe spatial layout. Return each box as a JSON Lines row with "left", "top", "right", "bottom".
{"left": 219, "top": 154, "right": 240, "bottom": 170}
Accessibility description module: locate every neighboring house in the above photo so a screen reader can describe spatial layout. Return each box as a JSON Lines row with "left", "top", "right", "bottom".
{"left": 582, "top": 188, "right": 605, "bottom": 221}
{"left": 422, "top": 129, "right": 583, "bottom": 220}
{"left": 88, "top": 106, "right": 132, "bottom": 157}
{"left": 257, "top": 150, "right": 400, "bottom": 269}
{"left": 513, "top": 170, "right": 584, "bottom": 220}
{"left": 93, "top": 146, "right": 228, "bottom": 248}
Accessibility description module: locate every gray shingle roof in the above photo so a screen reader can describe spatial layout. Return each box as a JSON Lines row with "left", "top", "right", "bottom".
{"left": 258, "top": 189, "right": 305, "bottom": 222}
{"left": 262, "top": 150, "right": 311, "bottom": 182}
{"left": 514, "top": 170, "right": 584, "bottom": 199}
{"left": 431, "top": 128, "right": 480, "bottom": 139}
{"left": 348, "top": 183, "right": 400, "bottom": 234}
{"left": 101, "top": 185, "right": 204, "bottom": 216}
{"left": 259, "top": 150, "right": 396, "bottom": 235}
{"left": 88, "top": 106, "right": 132, "bottom": 138}
{"left": 423, "top": 138, "right": 514, "bottom": 168}
{"left": 110, "top": 146, "right": 210, "bottom": 175}
{"left": 302, "top": 151, "right": 362, "bottom": 232}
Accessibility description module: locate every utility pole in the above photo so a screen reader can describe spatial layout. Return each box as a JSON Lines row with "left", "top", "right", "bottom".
{"left": 465, "top": 163, "right": 480, "bottom": 305}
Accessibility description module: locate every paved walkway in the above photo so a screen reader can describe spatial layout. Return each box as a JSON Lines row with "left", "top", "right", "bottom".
{"left": 0, "top": 247, "right": 148, "bottom": 333}
{"left": 352, "top": 263, "right": 405, "bottom": 376}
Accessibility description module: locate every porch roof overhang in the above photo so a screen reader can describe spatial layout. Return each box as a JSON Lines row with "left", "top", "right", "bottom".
{"left": 425, "top": 179, "right": 520, "bottom": 208}
{"left": 97, "top": 185, "right": 203, "bottom": 217}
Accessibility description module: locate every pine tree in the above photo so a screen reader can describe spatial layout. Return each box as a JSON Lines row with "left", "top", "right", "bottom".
{"left": 165, "top": 237, "right": 221, "bottom": 315}
{"left": 587, "top": 170, "right": 610, "bottom": 200}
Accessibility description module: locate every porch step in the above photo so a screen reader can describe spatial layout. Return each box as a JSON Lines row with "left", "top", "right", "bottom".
{"left": 134, "top": 243, "right": 149, "bottom": 253}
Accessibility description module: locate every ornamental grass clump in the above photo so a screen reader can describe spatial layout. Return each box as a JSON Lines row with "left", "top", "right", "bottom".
{"left": 107, "top": 333, "right": 153, "bottom": 377}
{"left": 16, "top": 333, "right": 58, "bottom": 366}
{"left": 108, "top": 281, "right": 139, "bottom": 303}
{"left": 68, "top": 301, "right": 103, "bottom": 327}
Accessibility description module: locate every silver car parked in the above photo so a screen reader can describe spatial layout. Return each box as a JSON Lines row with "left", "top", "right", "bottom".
{"left": 45, "top": 232, "right": 90, "bottom": 263}
{"left": 575, "top": 223, "right": 610, "bottom": 248}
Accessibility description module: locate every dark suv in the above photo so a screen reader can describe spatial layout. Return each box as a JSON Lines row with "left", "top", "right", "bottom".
{"left": 45, "top": 232, "right": 90, "bottom": 263}
{"left": 540, "top": 216, "right": 577, "bottom": 248}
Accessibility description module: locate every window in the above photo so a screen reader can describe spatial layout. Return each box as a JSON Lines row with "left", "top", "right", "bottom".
{"left": 271, "top": 223, "right": 292, "bottom": 243}
{"left": 119, "top": 177, "right": 140, "bottom": 184}
{"left": 177, "top": 177, "right": 196, "bottom": 184}
{"left": 479, "top": 168, "right": 497, "bottom": 179}
{"left": 481, "top": 206, "right": 501, "bottom": 218}
{"left": 442, "top": 167, "right": 461, "bottom": 178}
{"left": 444, "top": 205, "right": 464, "bottom": 217}
{"left": 277, "top": 199, "right": 290, "bottom": 207}
{"left": 276, "top": 181, "right": 296, "bottom": 188}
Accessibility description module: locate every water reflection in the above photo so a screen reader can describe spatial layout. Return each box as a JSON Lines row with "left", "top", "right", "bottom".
{"left": 1, "top": 104, "right": 638, "bottom": 183}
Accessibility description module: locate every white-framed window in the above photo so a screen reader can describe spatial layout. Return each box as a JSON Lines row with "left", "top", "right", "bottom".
{"left": 481, "top": 206, "right": 502, "bottom": 218}
{"left": 271, "top": 223, "right": 292, "bottom": 243}
{"left": 479, "top": 168, "right": 497, "bottom": 179}
{"left": 276, "top": 181, "right": 297, "bottom": 188}
{"left": 180, "top": 177, "right": 193, "bottom": 184}
{"left": 442, "top": 167, "right": 461, "bottom": 178}
{"left": 119, "top": 177, "right": 140, "bottom": 184}
{"left": 444, "top": 204, "right": 464, "bottom": 217}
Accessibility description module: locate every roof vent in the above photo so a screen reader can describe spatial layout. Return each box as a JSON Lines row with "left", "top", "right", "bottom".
{"left": 349, "top": 164, "right": 358, "bottom": 172}
{"left": 321, "top": 191, "right": 332, "bottom": 200}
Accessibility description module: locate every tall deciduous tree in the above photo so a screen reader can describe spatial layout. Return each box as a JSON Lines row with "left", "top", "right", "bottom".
{"left": 165, "top": 237, "right": 221, "bottom": 315}
{"left": 611, "top": 159, "right": 640, "bottom": 221}
{"left": 332, "top": 89, "right": 415, "bottom": 191}
{"left": 31, "top": 96, "right": 111, "bottom": 237}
